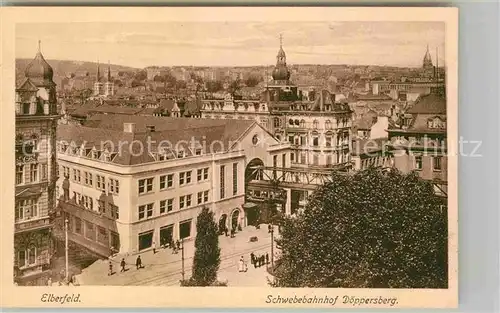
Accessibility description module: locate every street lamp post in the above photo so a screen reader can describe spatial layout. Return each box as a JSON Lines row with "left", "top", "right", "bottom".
{"left": 270, "top": 223, "right": 274, "bottom": 270}
{"left": 181, "top": 238, "right": 185, "bottom": 281}
{"left": 64, "top": 218, "right": 69, "bottom": 283}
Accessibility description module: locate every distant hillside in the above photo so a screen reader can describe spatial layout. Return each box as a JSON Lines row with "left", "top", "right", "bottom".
{"left": 15, "top": 59, "right": 138, "bottom": 87}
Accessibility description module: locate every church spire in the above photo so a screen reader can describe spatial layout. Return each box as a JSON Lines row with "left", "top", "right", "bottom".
{"left": 107, "top": 60, "right": 111, "bottom": 82}
{"left": 96, "top": 60, "right": 101, "bottom": 82}
{"left": 423, "top": 44, "right": 433, "bottom": 69}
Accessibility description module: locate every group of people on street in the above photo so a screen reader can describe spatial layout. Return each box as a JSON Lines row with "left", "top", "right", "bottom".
{"left": 109, "top": 255, "right": 144, "bottom": 276}
{"left": 250, "top": 252, "right": 269, "bottom": 268}
{"left": 161, "top": 239, "right": 182, "bottom": 254}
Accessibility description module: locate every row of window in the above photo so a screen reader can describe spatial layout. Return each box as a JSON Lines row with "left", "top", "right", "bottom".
{"left": 70, "top": 191, "right": 119, "bottom": 219}
{"left": 138, "top": 219, "right": 192, "bottom": 251}
{"left": 288, "top": 132, "right": 349, "bottom": 147}
{"left": 138, "top": 190, "right": 210, "bottom": 220}
{"left": 58, "top": 143, "right": 116, "bottom": 162}
{"left": 138, "top": 167, "right": 209, "bottom": 195}
{"left": 65, "top": 213, "right": 120, "bottom": 249}
{"left": 290, "top": 151, "right": 350, "bottom": 165}
{"left": 60, "top": 165, "right": 120, "bottom": 195}
{"left": 286, "top": 118, "right": 350, "bottom": 129}
{"left": 361, "top": 156, "right": 392, "bottom": 169}
{"left": 15, "top": 198, "right": 38, "bottom": 222}
{"left": 414, "top": 155, "right": 443, "bottom": 171}
{"left": 15, "top": 163, "right": 48, "bottom": 185}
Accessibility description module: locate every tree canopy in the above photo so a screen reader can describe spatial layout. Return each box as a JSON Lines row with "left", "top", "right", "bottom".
{"left": 273, "top": 168, "right": 447, "bottom": 288}
{"left": 189, "top": 207, "right": 221, "bottom": 286}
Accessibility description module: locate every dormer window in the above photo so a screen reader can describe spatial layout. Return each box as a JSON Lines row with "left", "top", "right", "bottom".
{"left": 177, "top": 150, "right": 185, "bottom": 158}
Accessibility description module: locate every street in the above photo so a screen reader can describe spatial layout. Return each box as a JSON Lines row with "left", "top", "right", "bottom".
{"left": 75, "top": 224, "right": 278, "bottom": 286}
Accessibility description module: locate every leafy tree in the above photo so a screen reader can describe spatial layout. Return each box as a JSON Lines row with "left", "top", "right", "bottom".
{"left": 131, "top": 80, "right": 143, "bottom": 88}
{"left": 244, "top": 76, "right": 261, "bottom": 87}
{"left": 188, "top": 207, "right": 221, "bottom": 286}
{"left": 273, "top": 168, "right": 447, "bottom": 288}
{"left": 153, "top": 75, "right": 165, "bottom": 82}
{"left": 206, "top": 80, "right": 223, "bottom": 92}
{"left": 175, "top": 80, "right": 187, "bottom": 90}
{"left": 134, "top": 70, "right": 147, "bottom": 81}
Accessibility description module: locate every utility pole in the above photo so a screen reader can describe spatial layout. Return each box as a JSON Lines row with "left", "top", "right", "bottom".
{"left": 181, "top": 238, "right": 185, "bottom": 281}
{"left": 270, "top": 221, "right": 274, "bottom": 270}
{"left": 65, "top": 218, "right": 69, "bottom": 283}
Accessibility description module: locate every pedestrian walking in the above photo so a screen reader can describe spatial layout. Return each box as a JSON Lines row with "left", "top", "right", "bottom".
{"left": 266, "top": 253, "right": 269, "bottom": 265}
{"left": 230, "top": 228, "right": 235, "bottom": 238}
{"left": 152, "top": 241, "right": 157, "bottom": 254}
{"left": 120, "top": 258, "right": 126, "bottom": 272}
{"left": 136, "top": 255, "right": 142, "bottom": 270}
{"left": 260, "top": 255, "right": 265, "bottom": 267}
{"left": 268, "top": 224, "right": 272, "bottom": 233}
{"left": 238, "top": 256, "right": 245, "bottom": 272}
{"left": 176, "top": 240, "right": 181, "bottom": 252}
{"left": 47, "top": 277, "right": 52, "bottom": 286}
{"left": 250, "top": 252, "right": 255, "bottom": 266}
{"left": 224, "top": 227, "right": 229, "bottom": 237}
{"left": 108, "top": 260, "right": 113, "bottom": 276}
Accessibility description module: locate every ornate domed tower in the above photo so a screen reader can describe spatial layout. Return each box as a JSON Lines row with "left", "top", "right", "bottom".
{"left": 271, "top": 34, "right": 291, "bottom": 84}
{"left": 23, "top": 41, "right": 57, "bottom": 108}
{"left": 14, "top": 41, "right": 58, "bottom": 285}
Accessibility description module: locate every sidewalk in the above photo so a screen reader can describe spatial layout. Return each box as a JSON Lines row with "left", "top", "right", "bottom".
{"left": 76, "top": 224, "right": 278, "bottom": 286}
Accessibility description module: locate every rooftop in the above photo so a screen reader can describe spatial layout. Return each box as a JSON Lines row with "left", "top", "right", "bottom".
{"left": 58, "top": 115, "right": 256, "bottom": 166}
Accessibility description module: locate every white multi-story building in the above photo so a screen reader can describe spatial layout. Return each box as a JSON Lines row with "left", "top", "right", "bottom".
{"left": 56, "top": 114, "right": 291, "bottom": 255}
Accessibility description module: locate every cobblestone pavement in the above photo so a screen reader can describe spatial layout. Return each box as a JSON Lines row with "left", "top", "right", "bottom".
{"left": 75, "top": 224, "right": 278, "bottom": 286}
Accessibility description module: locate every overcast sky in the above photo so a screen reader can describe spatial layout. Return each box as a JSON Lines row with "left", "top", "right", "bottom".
{"left": 16, "top": 22, "right": 445, "bottom": 68}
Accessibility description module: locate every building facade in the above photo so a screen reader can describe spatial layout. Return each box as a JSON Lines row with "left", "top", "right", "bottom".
{"left": 386, "top": 90, "right": 448, "bottom": 199}
{"left": 14, "top": 43, "right": 58, "bottom": 285}
{"left": 201, "top": 38, "right": 353, "bottom": 169}
{"left": 55, "top": 115, "right": 291, "bottom": 255}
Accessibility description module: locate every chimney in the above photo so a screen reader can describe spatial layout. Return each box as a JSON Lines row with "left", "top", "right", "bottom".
{"left": 123, "top": 122, "right": 136, "bottom": 133}
{"left": 146, "top": 125, "right": 156, "bottom": 132}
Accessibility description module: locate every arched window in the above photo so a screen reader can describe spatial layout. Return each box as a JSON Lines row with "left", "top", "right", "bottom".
{"left": 313, "top": 120, "right": 319, "bottom": 129}
{"left": 299, "top": 119, "right": 306, "bottom": 128}
{"left": 294, "top": 119, "right": 300, "bottom": 126}
{"left": 289, "top": 119, "right": 294, "bottom": 126}
{"left": 325, "top": 120, "right": 332, "bottom": 130}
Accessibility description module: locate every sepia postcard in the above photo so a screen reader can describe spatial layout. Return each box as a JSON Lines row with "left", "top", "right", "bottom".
{"left": 0, "top": 6, "right": 458, "bottom": 309}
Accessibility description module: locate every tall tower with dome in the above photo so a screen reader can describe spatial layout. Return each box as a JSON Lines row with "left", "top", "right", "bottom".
{"left": 14, "top": 41, "right": 58, "bottom": 285}
{"left": 266, "top": 35, "right": 299, "bottom": 102}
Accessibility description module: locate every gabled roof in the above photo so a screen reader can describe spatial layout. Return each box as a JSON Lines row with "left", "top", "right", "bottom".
{"left": 16, "top": 78, "right": 39, "bottom": 92}
{"left": 58, "top": 115, "right": 256, "bottom": 165}
{"left": 406, "top": 92, "right": 446, "bottom": 115}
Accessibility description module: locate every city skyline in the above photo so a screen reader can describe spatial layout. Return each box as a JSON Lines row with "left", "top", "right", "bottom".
{"left": 16, "top": 22, "right": 446, "bottom": 69}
